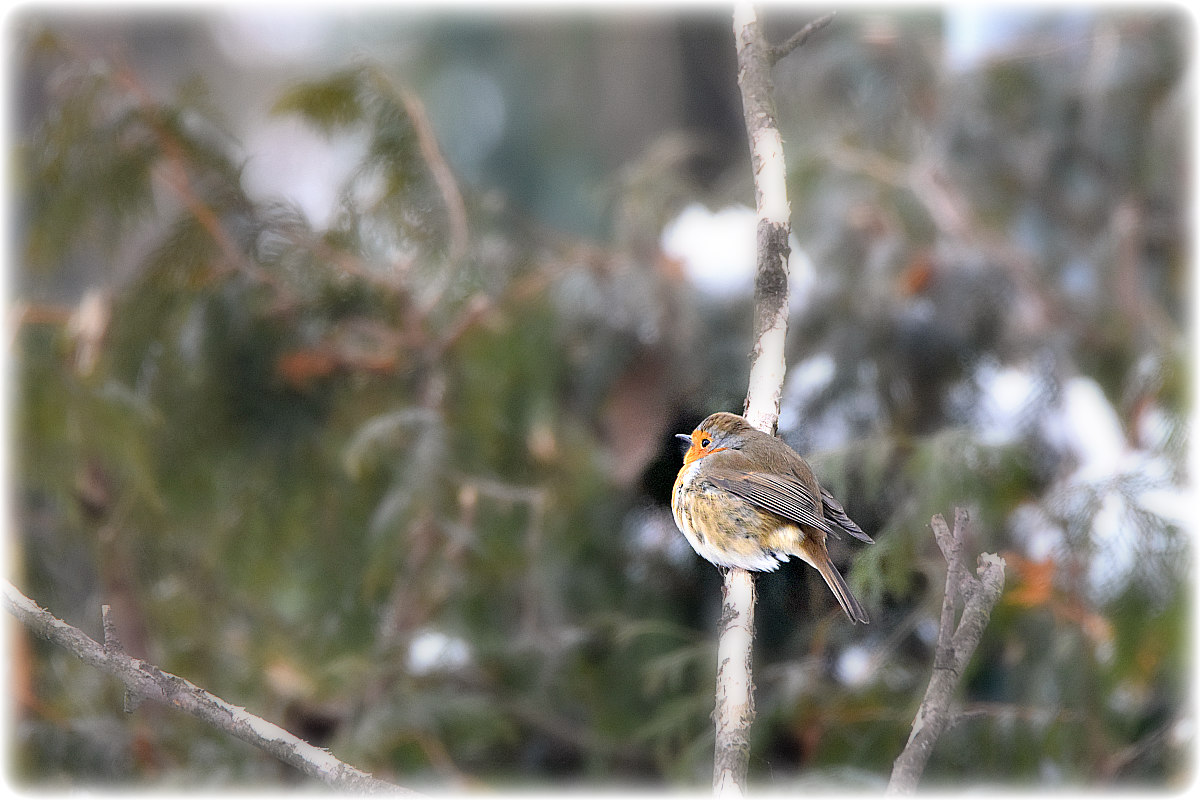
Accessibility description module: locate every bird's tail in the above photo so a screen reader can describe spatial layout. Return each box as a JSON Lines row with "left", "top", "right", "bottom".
{"left": 813, "top": 557, "right": 869, "bottom": 624}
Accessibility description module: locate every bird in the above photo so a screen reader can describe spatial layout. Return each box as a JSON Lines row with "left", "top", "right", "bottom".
{"left": 671, "top": 411, "right": 873, "bottom": 624}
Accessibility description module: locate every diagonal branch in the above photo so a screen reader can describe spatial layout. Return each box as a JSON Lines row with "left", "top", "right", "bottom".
{"left": 3, "top": 581, "right": 414, "bottom": 795}
{"left": 365, "top": 65, "right": 470, "bottom": 269}
{"left": 770, "top": 11, "right": 837, "bottom": 65}
{"left": 886, "top": 510, "right": 1006, "bottom": 794}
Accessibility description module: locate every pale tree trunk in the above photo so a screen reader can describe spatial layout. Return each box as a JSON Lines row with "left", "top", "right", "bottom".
{"left": 715, "top": 5, "right": 834, "bottom": 796}
{"left": 724, "top": 10, "right": 1005, "bottom": 795}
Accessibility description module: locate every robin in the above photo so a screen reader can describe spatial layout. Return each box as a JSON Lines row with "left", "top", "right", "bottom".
{"left": 672, "top": 412, "right": 873, "bottom": 624}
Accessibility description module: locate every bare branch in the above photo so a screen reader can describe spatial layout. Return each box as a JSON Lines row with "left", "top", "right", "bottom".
{"left": 100, "top": 603, "right": 120, "bottom": 655}
{"left": 886, "top": 511, "right": 1006, "bottom": 794}
{"left": 713, "top": 2, "right": 812, "bottom": 794}
{"left": 713, "top": 567, "right": 756, "bottom": 795}
{"left": 770, "top": 12, "right": 837, "bottom": 65}
{"left": 929, "top": 511, "right": 956, "bottom": 563}
{"left": 735, "top": 0, "right": 792, "bottom": 438}
{"left": 3, "top": 581, "right": 413, "bottom": 795}
{"left": 366, "top": 65, "right": 470, "bottom": 269}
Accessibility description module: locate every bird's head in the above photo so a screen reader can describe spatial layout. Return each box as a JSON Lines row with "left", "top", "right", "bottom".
{"left": 675, "top": 412, "right": 755, "bottom": 467}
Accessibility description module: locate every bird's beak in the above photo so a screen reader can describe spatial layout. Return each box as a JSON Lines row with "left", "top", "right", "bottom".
{"left": 675, "top": 433, "right": 692, "bottom": 456}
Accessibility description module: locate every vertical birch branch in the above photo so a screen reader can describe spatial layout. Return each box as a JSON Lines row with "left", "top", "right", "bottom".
{"left": 713, "top": 5, "right": 829, "bottom": 796}
{"left": 735, "top": 2, "right": 792, "bottom": 439}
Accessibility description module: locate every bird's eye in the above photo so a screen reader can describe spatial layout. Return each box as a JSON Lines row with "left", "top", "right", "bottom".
{"left": 701, "top": 438, "right": 711, "bottom": 448}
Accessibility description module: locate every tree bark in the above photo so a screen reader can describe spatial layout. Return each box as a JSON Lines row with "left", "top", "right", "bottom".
{"left": 713, "top": 4, "right": 812, "bottom": 795}
{"left": 734, "top": 0, "right": 791, "bottom": 440}
{"left": 713, "top": 566, "right": 756, "bottom": 795}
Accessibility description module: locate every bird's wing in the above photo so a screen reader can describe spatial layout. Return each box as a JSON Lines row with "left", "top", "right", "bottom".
{"left": 707, "top": 471, "right": 833, "bottom": 533}
{"left": 820, "top": 487, "right": 875, "bottom": 543}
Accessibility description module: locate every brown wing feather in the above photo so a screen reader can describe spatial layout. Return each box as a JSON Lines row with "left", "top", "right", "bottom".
{"left": 707, "top": 471, "right": 833, "bottom": 533}
{"left": 820, "top": 487, "right": 874, "bottom": 544}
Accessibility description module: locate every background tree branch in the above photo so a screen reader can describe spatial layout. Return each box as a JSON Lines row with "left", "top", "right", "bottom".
{"left": 2, "top": 581, "right": 413, "bottom": 795}
{"left": 769, "top": 11, "right": 836, "bottom": 65}
{"left": 886, "top": 510, "right": 1007, "bottom": 794}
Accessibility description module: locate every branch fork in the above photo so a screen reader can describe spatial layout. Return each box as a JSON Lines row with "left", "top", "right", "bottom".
{"left": 886, "top": 510, "right": 1007, "bottom": 794}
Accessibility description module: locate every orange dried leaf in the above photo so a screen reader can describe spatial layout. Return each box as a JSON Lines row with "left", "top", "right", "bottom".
{"left": 1003, "top": 551, "right": 1057, "bottom": 609}
{"left": 276, "top": 348, "right": 339, "bottom": 386}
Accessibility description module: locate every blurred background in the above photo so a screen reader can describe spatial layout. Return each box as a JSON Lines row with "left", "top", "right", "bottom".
{"left": 5, "top": 2, "right": 1193, "bottom": 791}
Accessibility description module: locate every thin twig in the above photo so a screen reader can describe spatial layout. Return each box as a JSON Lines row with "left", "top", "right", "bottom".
{"left": 770, "top": 12, "right": 837, "bottom": 64}
{"left": 109, "top": 61, "right": 300, "bottom": 311}
{"left": 950, "top": 701, "right": 1085, "bottom": 730}
{"left": 100, "top": 604, "right": 120, "bottom": 655}
{"left": 1099, "top": 718, "right": 1180, "bottom": 779}
{"left": 366, "top": 65, "right": 470, "bottom": 268}
{"left": 3, "top": 581, "right": 412, "bottom": 795}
